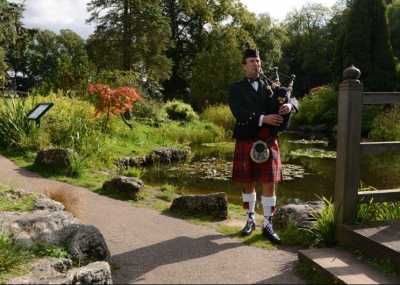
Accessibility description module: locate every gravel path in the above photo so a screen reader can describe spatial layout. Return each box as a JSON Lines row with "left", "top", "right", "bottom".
{"left": 0, "top": 155, "right": 304, "bottom": 284}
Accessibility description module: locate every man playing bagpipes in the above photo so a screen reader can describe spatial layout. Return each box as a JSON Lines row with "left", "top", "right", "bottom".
{"left": 228, "top": 47, "right": 299, "bottom": 244}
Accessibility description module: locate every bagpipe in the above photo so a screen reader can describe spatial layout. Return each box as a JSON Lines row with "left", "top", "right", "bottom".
{"left": 249, "top": 67, "right": 296, "bottom": 164}
{"left": 260, "top": 66, "right": 296, "bottom": 133}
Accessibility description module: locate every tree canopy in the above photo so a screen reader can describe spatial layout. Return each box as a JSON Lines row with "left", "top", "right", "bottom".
{"left": 341, "top": 0, "right": 397, "bottom": 91}
{"left": 0, "top": 0, "right": 398, "bottom": 98}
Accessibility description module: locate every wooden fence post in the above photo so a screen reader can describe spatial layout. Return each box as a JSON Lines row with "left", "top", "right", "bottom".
{"left": 334, "top": 65, "right": 363, "bottom": 227}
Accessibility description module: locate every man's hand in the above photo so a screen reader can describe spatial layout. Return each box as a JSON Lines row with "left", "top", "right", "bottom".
{"left": 279, "top": 103, "right": 292, "bottom": 115}
{"left": 271, "top": 81, "right": 281, "bottom": 89}
{"left": 263, "top": 114, "right": 284, "bottom": 126}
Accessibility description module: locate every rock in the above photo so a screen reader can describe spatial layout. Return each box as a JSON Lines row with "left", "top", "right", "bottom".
{"left": 34, "top": 149, "right": 73, "bottom": 173}
{"left": 67, "top": 225, "right": 110, "bottom": 265}
{"left": 119, "top": 156, "right": 149, "bottom": 168}
{"left": 34, "top": 195, "right": 65, "bottom": 212}
{"left": 147, "top": 147, "right": 190, "bottom": 164}
{"left": 0, "top": 210, "right": 80, "bottom": 247}
{"left": 170, "top": 193, "right": 228, "bottom": 220}
{"left": 102, "top": 176, "right": 144, "bottom": 197}
{"left": 31, "top": 257, "right": 73, "bottom": 275}
{"left": 69, "top": 262, "right": 112, "bottom": 284}
{"left": 7, "top": 257, "right": 73, "bottom": 284}
{"left": 273, "top": 201, "right": 325, "bottom": 229}
{"left": 0, "top": 188, "right": 64, "bottom": 212}
{"left": 7, "top": 259, "right": 112, "bottom": 285}
{"left": 0, "top": 212, "right": 110, "bottom": 265}
{"left": 116, "top": 147, "right": 191, "bottom": 168}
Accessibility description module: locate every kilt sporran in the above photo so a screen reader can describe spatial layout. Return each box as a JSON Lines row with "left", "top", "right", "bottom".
{"left": 249, "top": 140, "right": 270, "bottom": 163}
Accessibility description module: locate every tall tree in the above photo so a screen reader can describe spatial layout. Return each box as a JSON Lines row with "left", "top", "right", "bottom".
{"left": 341, "top": 0, "right": 397, "bottom": 91}
{"left": 281, "top": 3, "right": 334, "bottom": 96}
{"left": 387, "top": 0, "right": 400, "bottom": 59}
{"left": 0, "top": 0, "right": 23, "bottom": 87}
{"left": 161, "top": 0, "right": 256, "bottom": 99}
{"left": 87, "top": 0, "right": 172, "bottom": 83}
{"left": 190, "top": 26, "right": 252, "bottom": 109}
{"left": 249, "top": 14, "right": 287, "bottom": 71}
{"left": 25, "top": 29, "right": 90, "bottom": 93}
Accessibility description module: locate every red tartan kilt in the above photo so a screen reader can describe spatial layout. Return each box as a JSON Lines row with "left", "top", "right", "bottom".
{"left": 232, "top": 127, "right": 282, "bottom": 183}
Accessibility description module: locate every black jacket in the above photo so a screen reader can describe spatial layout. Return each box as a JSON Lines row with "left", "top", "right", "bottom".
{"left": 228, "top": 78, "right": 299, "bottom": 140}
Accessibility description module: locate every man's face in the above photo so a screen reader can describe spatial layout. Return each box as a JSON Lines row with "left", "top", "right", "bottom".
{"left": 243, "top": 57, "right": 261, "bottom": 79}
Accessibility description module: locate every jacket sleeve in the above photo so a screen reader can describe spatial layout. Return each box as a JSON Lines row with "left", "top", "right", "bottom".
{"left": 228, "top": 84, "right": 262, "bottom": 128}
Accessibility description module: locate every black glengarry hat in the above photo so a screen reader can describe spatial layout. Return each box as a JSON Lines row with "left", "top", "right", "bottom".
{"left": 243, "top": 42, "right": 260, "bottom": 61}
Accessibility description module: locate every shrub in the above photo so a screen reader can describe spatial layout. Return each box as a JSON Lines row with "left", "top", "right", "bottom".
{"left": 161, "top": 100, "right": 199, "bottom": 122}
{"left": 128, "top": 100, "right": 161, "bottom": 120}
{"left": 87, "top": 84, "right": 142, "bottom": 131}
{"left": 0, "top": 97, "right": 42, "bottom": 150}
{"left": 280, "top": 197, "right": 336, "bottom": 247}
{"left": 162, "top": 121, "right": 225, "bottom": 144}
{"left": 200, "top": 104, "right": 235, "bottom": 135}
{"left": 307, "top": 197, "right": 336, "bottom": 247}
{"left": 32, "top": 94, "right": 102, "bottom": 154}
{"left": 369, "top": 106, "right": 400, "bottom": 141}
{"left": 291, "top": 85, "right": 337, "bottom": 128}
{"left": 292, "top": 85, "right": 381, "bottom": 135}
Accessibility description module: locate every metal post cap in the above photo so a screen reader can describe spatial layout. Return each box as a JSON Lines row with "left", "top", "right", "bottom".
{"left": 343, "top": 65, "right": 361, "bottom": 80}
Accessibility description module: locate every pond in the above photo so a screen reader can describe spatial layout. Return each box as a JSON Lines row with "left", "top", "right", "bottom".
{"left": 141, "top": 133, "right": 400, "bottom": 207}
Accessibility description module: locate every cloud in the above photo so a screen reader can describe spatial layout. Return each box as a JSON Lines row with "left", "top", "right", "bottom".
{"left": 241, "top": 0, "right": 337, "bottom": 21}
{"left": 12, "top": 0, "right": 337, "bottom": 39}
{"left": 16, "top": 0, "right": 95, "bottom": 38}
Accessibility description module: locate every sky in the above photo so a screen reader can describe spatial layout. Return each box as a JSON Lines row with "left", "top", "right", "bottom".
{"left": 13, "top": 0, "right": 338, "bottom": 39}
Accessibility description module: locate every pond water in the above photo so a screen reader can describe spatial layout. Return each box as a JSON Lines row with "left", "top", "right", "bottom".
{"left": 141, "top": 133, "right": 400, "bottom": 207}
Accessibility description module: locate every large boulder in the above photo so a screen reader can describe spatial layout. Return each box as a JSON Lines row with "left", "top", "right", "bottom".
{"left": 102, "top": 176, "right": 144, "bottom": 198}
{"left": 273, "top": 201, "right": 325, "bottom": 229}
{"left": 7, "top": 258, "right": 112, "bottom": 285}
{"left": 170, "top": 193, "right": 228, "bottom": 220}
{"left": 0, "top": 210, "right": 80, "bottom": 247}
{"left": 66, "top": 225, "right": 111, "bottom": 264}
{"left": 34, "top": 149, "right": 73, "bottom": 173}
{"left": 0, "top": 210, "right": 110, "bottom": 265}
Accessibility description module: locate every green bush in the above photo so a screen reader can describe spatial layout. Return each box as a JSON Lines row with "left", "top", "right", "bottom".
{"left": 357, "top": 201, "right": 400, "bottom": 224}
{"left": 32, "top": 94, "right": 102, "bottom": 154}
{"left": 292, "top": 85, "right": 381, "bottom": 135}
{"left": 369, "top": 106, "right": 400, "bottom": 141}
{"left": 0, "top": 97, "right": 42, "bottom": 150}
{"left": 291, "top": 86, "right": 337, "bottom": 128}
{"left": 200, "top": 104, "right": 235, "bottom": 136}
{"left": 307, "top": 197, "right": 336, "bottom": 247}
{"left": 161, "top": 100, "right": 199, "bottom": 122}
{"left": 162, "top": 121, "right": 225, "bottom": 144}
{"left": 129, "top": 100, "right": 161, "bottom": 120}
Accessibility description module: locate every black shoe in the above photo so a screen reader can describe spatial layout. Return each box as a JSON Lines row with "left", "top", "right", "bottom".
{"left": 262, "top": 223, "right": 281, "bottom": 244}
{"left": 241, "top": 219, "right": 256, "bottom": 236}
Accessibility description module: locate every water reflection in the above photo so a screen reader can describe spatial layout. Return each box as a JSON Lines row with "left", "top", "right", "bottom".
{"left": 142, "top": 134, "right": 400, "bottom": 207}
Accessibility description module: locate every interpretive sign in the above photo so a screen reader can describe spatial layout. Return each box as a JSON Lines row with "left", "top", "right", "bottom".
{"left": 27, "top": 103, "right": 54, "bottom": 124}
